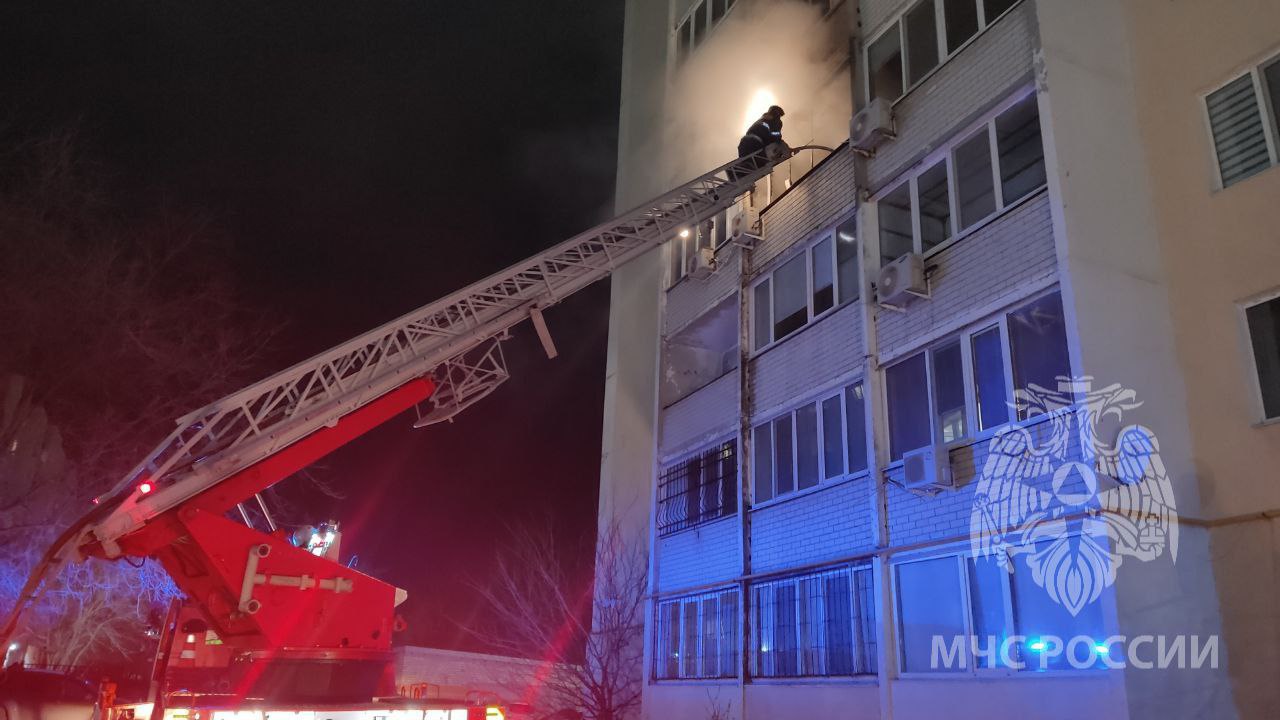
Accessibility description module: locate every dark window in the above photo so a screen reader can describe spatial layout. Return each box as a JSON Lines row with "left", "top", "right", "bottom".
{"left": 752, "top": 567, "right": 873, "bottom": 678}
{"left": 796, "top": 404, "right": 820, "bottom": 490}
{"left": 944, "top": 0, "right": 980, "bottom": 53}
{"left": 692, "top": 1, "right": 706, "bottom": 46}
{"left": 656, "top": 440, "right": 738, "bottom": 535}
{"left": 971, "top": 326, "right": 1009, "bottom": 429}
{"left": 836, "top": 219, "right": 860, "bottom": 304}
{"left": 905, "top": 0, "right": 940, "bottom": 86}
{"left": 676, "top": 19, "right": 692, "bottom": 65}
{"left": 1206, "top": 74, "right": 1271, "bottom": 187}
{"left": 1008, "top": 292, "right": 1072, "bottom": 419}
{"left": 821, "top": 395, "right": 845, "bottom": 479}
{"left": 983, "top": 0, "right": 1018, "bottom": 23}
{"left": 812, "top": 237, "right": 835, "bottom": 315}
{"left": 753, "top": 423, "right": 774, "bottom": 503}
{"left": 932, "top": 341, "right": 967, "bottom": 443}
{"left": 868, "top": 26, "right": 904, "bottom": 102}
{"left": 995, "top": 95, "right": 1047, "bottom": 204}
{"left": 773, "top": 253, "right": 808, "bottom": 341}
{"left": 774, "top": 414, "right": 795, "bottom": 496}
{"left": 955, "top": 128, "right": 996, "bottom": 228}
{"left": 845, "top": 383, "right": 868, "bottom": 472}
{"left": 655, "top": 590, "right": 741, "bottom": 679}
{"left": 1246, "top": 296, "right": 1280, "bottom": 420}
{"left": 879, "top": 183, "right": 914, "bottom": 265}
{"left": 753, "top": 279, "right": 771, "bottom": 350}
{"left": 896, "top": 557, "right": 966, "bottom": 673}
{"left": 1265, "top": 60, "right": 1280, "bottom": 140}
{"left": 886, "top": 353, "right": 931, "bottom": 460}
{"left": 917, "top": 159, "right": 951, "bottom": 251}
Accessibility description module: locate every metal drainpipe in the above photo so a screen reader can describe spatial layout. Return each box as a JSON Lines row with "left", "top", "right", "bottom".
{"left": 736, "top": 196, "right": 757, "bottom": 720}
{"left": 845, "top": 2, "right": 897, "bottom": 719}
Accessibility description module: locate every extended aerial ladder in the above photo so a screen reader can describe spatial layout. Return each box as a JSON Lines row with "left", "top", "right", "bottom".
{"left": 0, "top": 151, "right": 784, "bottom": 703}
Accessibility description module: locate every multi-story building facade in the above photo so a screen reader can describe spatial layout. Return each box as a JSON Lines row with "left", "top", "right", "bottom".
{"left": 598, "top": 1, "right": 1280, "bottom": 718}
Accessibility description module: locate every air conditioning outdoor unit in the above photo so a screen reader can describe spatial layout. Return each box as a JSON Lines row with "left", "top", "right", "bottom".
{"left": 851, "top": 98, "right": 895, "bottom": 152}
{"left": 729, "top": 206, "right": 762, "bottom": 244}
{"left": 876, "top": 252, "right": 928, "bottom": 307}
{"left": 902, "top": 444, "right": 953, "bottom": 490}
{"left": 688, "top": 246, "right": 717, "bottom": 280}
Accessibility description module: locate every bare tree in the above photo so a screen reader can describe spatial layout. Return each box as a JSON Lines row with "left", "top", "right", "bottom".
{"left": 471, "top": 520, "right": 647, "bottom": 720}
{"left": 0, "top": 130, "right": 271, "bottom": 667}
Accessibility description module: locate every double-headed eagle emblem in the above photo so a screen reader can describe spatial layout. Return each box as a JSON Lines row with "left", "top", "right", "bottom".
{"left": 970, "top": 377, "right": 1178, "bottom": 616}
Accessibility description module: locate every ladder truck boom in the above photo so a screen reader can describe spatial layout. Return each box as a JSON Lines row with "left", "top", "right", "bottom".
{"left": 0, "top": 151, "right": 782, "bottom": 703}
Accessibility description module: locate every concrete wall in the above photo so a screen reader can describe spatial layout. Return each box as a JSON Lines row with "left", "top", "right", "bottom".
{"left": 1036, "top": 0, "right": 1240, "bottom": 716}
{"left": 1120, "top": 1, "right": 1280, "bottom": 717}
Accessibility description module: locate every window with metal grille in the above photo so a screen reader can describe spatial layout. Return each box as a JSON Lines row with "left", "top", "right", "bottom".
{"left": 653, "top": 588, "right": 740, "bottom": 680}
{"left": 1205, "top": 57, "right": 1280, "bottom": 189}
{"left": 657, "top": 440, "right": 737, "bottom": 536}
{"left": 750, "top": 565, "right": 877, "bottom": 678}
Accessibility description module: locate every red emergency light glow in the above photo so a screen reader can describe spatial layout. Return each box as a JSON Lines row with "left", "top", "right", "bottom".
{"left": 138, "top": 482, "right": 154, "bottom": 495}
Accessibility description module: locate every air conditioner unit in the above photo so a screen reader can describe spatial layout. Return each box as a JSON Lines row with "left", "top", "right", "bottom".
{"left": 876, "top": 252, "right": 927, "bottom": 307}
{"left": 688, "top": 246, "right": 717, "bottom": 280}
{"left": 729, "top": 206, "right": 761, "bottom": 244}
{"left": 902, "top": 444, "right": 953, "bottom": 490}
{"left": 851, "top": 98, "right": 895, "bottom": 152}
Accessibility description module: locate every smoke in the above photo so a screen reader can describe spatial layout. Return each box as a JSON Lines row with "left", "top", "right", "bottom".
{"left": 661, "top": 0, "right": 852, "bottom": 183}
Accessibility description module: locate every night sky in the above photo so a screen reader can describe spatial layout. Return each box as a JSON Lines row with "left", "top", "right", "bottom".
{"left": 1, "top": 1, "right": 625, "bottom": 649}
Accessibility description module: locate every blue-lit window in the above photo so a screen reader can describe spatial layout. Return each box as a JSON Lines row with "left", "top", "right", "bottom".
{"left": 752, "top": 381, "right": 868, "bottom": 504}
{"left": 751, "top": 565, "right": 877, "bottom": 678}
{"left": 894, "top": 546, "right": 1109, "bottom": 674}
{"left": 751, "top": 223, "right": 859, "bottom": 351}
{"left": 653, "top": 589, "right": 740, "bottom": 680}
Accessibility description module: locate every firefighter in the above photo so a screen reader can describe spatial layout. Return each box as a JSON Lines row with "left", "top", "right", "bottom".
{"left": 731, "top": 105, "right": 791, "bottom": 180}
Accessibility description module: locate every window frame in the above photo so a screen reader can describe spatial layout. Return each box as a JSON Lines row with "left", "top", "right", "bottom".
{"left": 863, "top": 0, "right": 1025, "bottom": 106}
{"left": 752, "top": 381, "right": 869, "bottom": 506}
{"left": 653, "top": 588, "right": 741, "bottom": 681}
{"left": 1200, "top": 51, "right": 1280, "bottom": 191}
{"left": 882, "top": 289, "right": 1068, "bottom": 464}
{"left": 656, "top": 439, "right": 739, "bottom": 536}
{"left": 892, "top": 543, "right": 1108, "bottom": 677}
{"left": 1239, "top": 286, "right": 1280, "bottom": 425}
{"left": 672, "top": 0, "right": 739, "bottom": 67}
{"left": 750, "top": 564, "right": 877, "bottom": 679}
{"left": 750, "top": 219, "right": 860, "bottom": 353}
{"left": 872, "top": 89, "right": 1046, "bottom": 268}
{"left": 667, "top": 207, "right": 734, "bottom": 288}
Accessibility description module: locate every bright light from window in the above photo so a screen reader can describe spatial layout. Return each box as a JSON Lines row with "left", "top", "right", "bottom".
{"left": 742, "top": 87, "right": 779, "bottom": 136}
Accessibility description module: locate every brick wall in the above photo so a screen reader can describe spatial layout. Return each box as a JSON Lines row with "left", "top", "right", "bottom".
{"left": 866, "top": 0, "right": 1039, "bottom": 193}
{"left": 656, "top": 515, "right": 742, "bottom": 591}
{"left": 750, "top": 300, "right": 865, "bottom": 420}
{"left": 885, "top": 405, "right": 1089, "bottom": 546}
{"left": 757, "top": 148, "right": 857, "bottom": 272}
{"left": 660, "top": 368, "right": 739, "bottom": 458}
{"left": 876, "top": 191, "right": 1057, "bottom": 361}
{"left": 750, "top": 476, "right": 875, "bottom": 574}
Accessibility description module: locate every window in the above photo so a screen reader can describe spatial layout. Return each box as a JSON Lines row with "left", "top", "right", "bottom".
{"left": 995, "top": 94, "right": 1047, "bottom": 205}
{"left": 656, "top": 440, "right": 737, "bottom": 536}
{"left": 884, "top": 291, "right": 1071, "bottom": 459}
{"left": 835, "top": 219, "right": 860, "bottom": 304}
{"left": 944, "top": 0, "right": 980, "bottom": 54}
{"left": 1246, "top": 294, "right": 1280, "bottom": 420}
{"left": 1007, "top": 292, "right": 1071, "bottom": 419}
{"left": 904, "top": 0, "right": 939, "bottom": 87}
{"left": 876, "top": 92, "right": 1046, "bottom": 265}
{"left": 895, "top": 549, "right": 1106, "bottom": 673}
{"left": 955, "top": 128, "right": 995, "bottom": 229}
{"left": 674, "top": 0, "right": 738, "bottom": 66}
{"left": 867, "top": 24, "right": 904, "bottom": 103}
{"left": 751, "top": 566, "right": 877, "bottom": 678}
{"left": 654, "top": 589, "right": 740, "bottom": 679}
{"left": 970, "top": 326, "right": 1009, "bottom": 430}
{"left": 660, "top": 296, "right": 739, "bottom": 407}
{"left": 1205, "top": 56, "right": 1280, "bottom": 188}
{"left": 752, "top": 227, "right": 859, "bottom": 349}
{"left": 753, "top": 382, "right": 868, "bottom": 503}
{"left": 866, "top": 0, "right": 1024, "bottom": 103}
{"left": 668, "top": 211, "right": 731, "bottom": 286}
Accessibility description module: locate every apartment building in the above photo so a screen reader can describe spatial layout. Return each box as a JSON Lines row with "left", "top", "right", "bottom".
{"left": 599, "top": 1, "right": 1280, "bottom": 718}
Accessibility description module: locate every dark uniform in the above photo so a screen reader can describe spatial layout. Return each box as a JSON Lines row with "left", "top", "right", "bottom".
{"left": 730, "top": 108, "right": 786, "bottom": 181}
